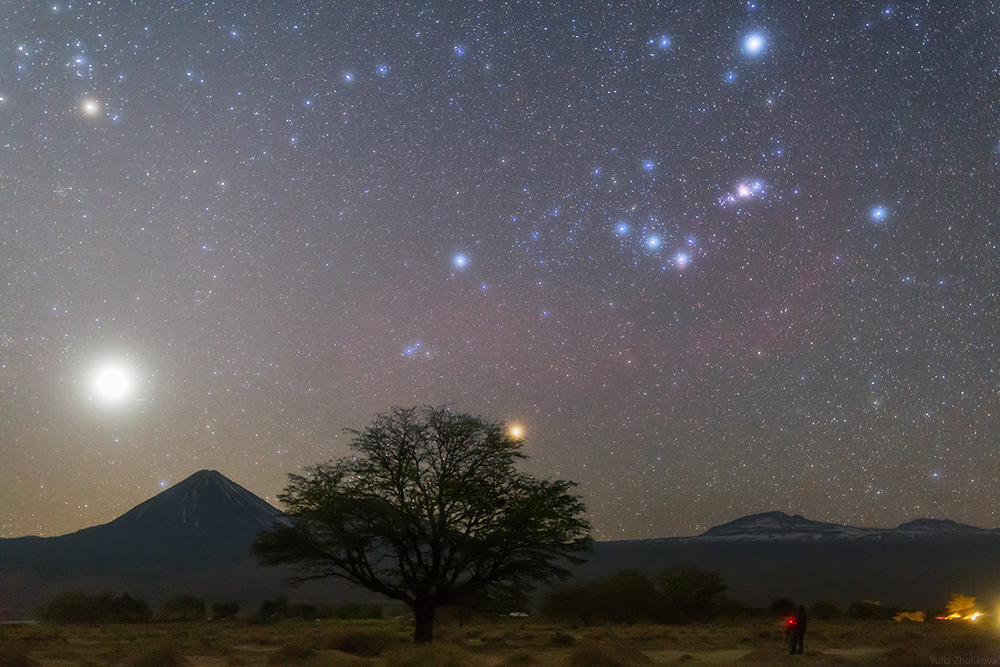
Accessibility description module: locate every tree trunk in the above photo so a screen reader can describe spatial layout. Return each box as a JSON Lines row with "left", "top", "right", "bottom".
{"left": 412, "top": 597, "right": 436, "bottom": 644}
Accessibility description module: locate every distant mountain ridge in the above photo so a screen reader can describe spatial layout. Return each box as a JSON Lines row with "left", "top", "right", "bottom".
{"left": 3, "top": 475, "right": 1000, "bottom": 619}
{"left": 693, "top": 511, "right": 1000, "bottom": 542}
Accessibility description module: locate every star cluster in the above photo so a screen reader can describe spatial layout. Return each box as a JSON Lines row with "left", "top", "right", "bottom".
{"left": 1, "top": 2, "right": 998, "bottom": 540}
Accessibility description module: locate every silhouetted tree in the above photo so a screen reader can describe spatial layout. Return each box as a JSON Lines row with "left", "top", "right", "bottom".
{"left": 542, "top": 568, "right": 728, "bottom": 625}
{"left": 161, "top": 595, "right": 206, "bottom": 621}
{"left": 210, "top": 601, "right": 240, "bottom": 620}
{"left": 253, "top": 406, "right": 592, "bottom": 643}
{"left": 769, "top": 597, "right": 797, "bottom": 618}
{"left": 847, "top": 599, "right": 892, "bottom": 620}
{"left": 38, "top": 592, "right": 152, "bottom": 624}
{"left": 808, "top": 599, "right": 842, "bottom": 621}
{"left": 655, "top": 567, "right": 727, "bottom": 622}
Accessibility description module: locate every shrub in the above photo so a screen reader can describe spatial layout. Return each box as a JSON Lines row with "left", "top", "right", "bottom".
{"left": 809, "top": 599, "right": 842, "bottom": 620}
{"left": 161, "top": 595, "right": 206, "bottom": 621}
{"left": 210, "top": 601, "right": 240, "bottom": 620}
{"left": 37, "top": 592, "right": 152, "bottom": 624}
{"left": 768, "top": 598, "right": 796, "bottom": 618}
{"left": 847, "top": 600, "right": 892, "bottom": 620}
{"left": 542, "top": 567, "right": 729, "bottom": 625}
{"left": 654, "top": 567, "right": 727, "bottom": 623}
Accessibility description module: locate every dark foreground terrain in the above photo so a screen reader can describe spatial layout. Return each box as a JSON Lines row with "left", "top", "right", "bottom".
{"left": 1, "top": 616, "right": 998, "bottom": 667}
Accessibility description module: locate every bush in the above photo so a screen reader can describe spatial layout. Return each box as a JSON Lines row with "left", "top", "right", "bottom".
{"left": 809, "top": 599, "right": 842, "bottom": 620}
{"left": 542, "top": 567, "right": 728, "bottom": 625}
{"left": 210, "top": 601, "right": 240, "bottom": 620}
{"left": 847, "top": 600, "right": 893, "bottom": 620}
{"left": 768, "top": 598, "right": 796, "bottom": 618}
{"left": 37, "top": 592, "right": 152, "bottom": 624}
{"left": 655, "top": 567, "right": 727, "bottom": 622}
{"left": 162, "top": 595, "right": 206, "bottom": 621}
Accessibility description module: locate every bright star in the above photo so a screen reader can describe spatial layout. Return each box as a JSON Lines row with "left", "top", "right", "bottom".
{"left": 453, "top": 253, "right": 469, "bottom": 269}
{"left": 869, "top": 205, "right": 887, "bottom": 222}
{"left": 642, "top": 159, "right": 656, "bottom": 171}
{"left": 81, "top": 98, "right": 100, "bottom": 116}
{"left": 89, "top": 361, "right": 136, "bottom": 407}
{"left": 674, "top": 252, "right": 690, "bottom": 268}
{"left": 615, "top": 222, "right": 629, "bottom": 236}
{"left": 645, "top": 235, "right": 661, "bottom": 250}
{"left": 508, "top": 423, "right": 525, "bottom": 440}
{"left": 743, "top": 32, "right": 766, "bottom": 55}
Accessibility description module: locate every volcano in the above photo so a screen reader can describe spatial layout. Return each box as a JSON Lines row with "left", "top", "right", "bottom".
{"left": 0, "top": 471, "right": 326, "bottom": 619}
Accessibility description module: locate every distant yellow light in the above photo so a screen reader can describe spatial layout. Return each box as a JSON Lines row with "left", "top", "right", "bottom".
{"left": 81, "top": 98, "right": 100, "bottom": 116}
{"left": 508, "top": 424, "right": 525, "bottom": 440}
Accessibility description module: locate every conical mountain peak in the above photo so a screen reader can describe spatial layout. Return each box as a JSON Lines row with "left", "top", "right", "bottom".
{"left": 109, "top": 470, "right": 282, "bottom": 539}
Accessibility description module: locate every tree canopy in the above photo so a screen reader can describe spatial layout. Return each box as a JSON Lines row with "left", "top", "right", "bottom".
{"left": 253, "top": 405, "right": 592, "bottom": 642}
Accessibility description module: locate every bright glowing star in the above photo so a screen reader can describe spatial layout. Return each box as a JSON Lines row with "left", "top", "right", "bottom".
{"left": 454, "top": 45, "right": 465, "bottom": 56}
{"left": 743, "top": 32, "right": 766, "bottom": 55}
{"left": 81, "top": 98, "right": 100, "bottom": 115}
{"left": 645, "top": 235, "right": 661, "bottom": 250}
{"left": 615, "top": 222, "right": 629, "bottom": 236}
{"left": 656, "top": 35, "right": 671, "bottom": 49}
{"left": 91, "top": 362, "right": 133, "bottom": 405}
{"left": 725, "top": 71, "right": 736, "bottom": 82}
{"left": 674, "top": 252, "right": 689, "bottom": 268}
{"left": 642, "top": 159, "right": 656, "bottom": 171}
{"left": 869, "top": 205, "right": 887, "bottom": 221}
{"left": 508, "top": 424, "right": 525, "bottom": 440}
{"left": 376, "top": 64, "right": 388, "bottom": 76}
{"left": 452, "top": 253, "right": 469, "bottom": 268}
{"left": 344, "top": 72, "right": 354, "bottom": 82}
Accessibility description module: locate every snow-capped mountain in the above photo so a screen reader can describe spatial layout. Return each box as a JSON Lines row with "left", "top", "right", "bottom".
{"left": 694, "top": 511, "right": 999, "bottom": 542}
{"left": 698, "top": 511, "right": 879, "bottom": 540}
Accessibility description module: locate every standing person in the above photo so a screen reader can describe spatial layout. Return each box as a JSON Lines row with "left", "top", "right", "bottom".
{"left": 788, "top": 605, "right": 807, "bottom": 655}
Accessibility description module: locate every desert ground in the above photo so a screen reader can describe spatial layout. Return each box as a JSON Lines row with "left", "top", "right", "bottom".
{"left": 1, "top": 615, "right": 998, "bottom": 667}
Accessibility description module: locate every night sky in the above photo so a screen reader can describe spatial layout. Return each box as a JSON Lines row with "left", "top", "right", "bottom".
{"left": 2, "top": 2, "right": 998, "bottom": 541}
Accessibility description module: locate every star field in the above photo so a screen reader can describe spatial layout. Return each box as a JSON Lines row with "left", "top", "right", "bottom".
{"left": 1, "top": 2, "right": 999, "bottom": 540}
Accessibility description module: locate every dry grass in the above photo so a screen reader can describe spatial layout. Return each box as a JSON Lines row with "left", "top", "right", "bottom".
{"left": 0, "top": 615, "right": 998, "bottom": 666}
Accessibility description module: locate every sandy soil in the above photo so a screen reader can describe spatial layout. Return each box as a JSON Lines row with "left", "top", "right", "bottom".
{"left": 2, "top": 616, "right": 997, "bottom": 666}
